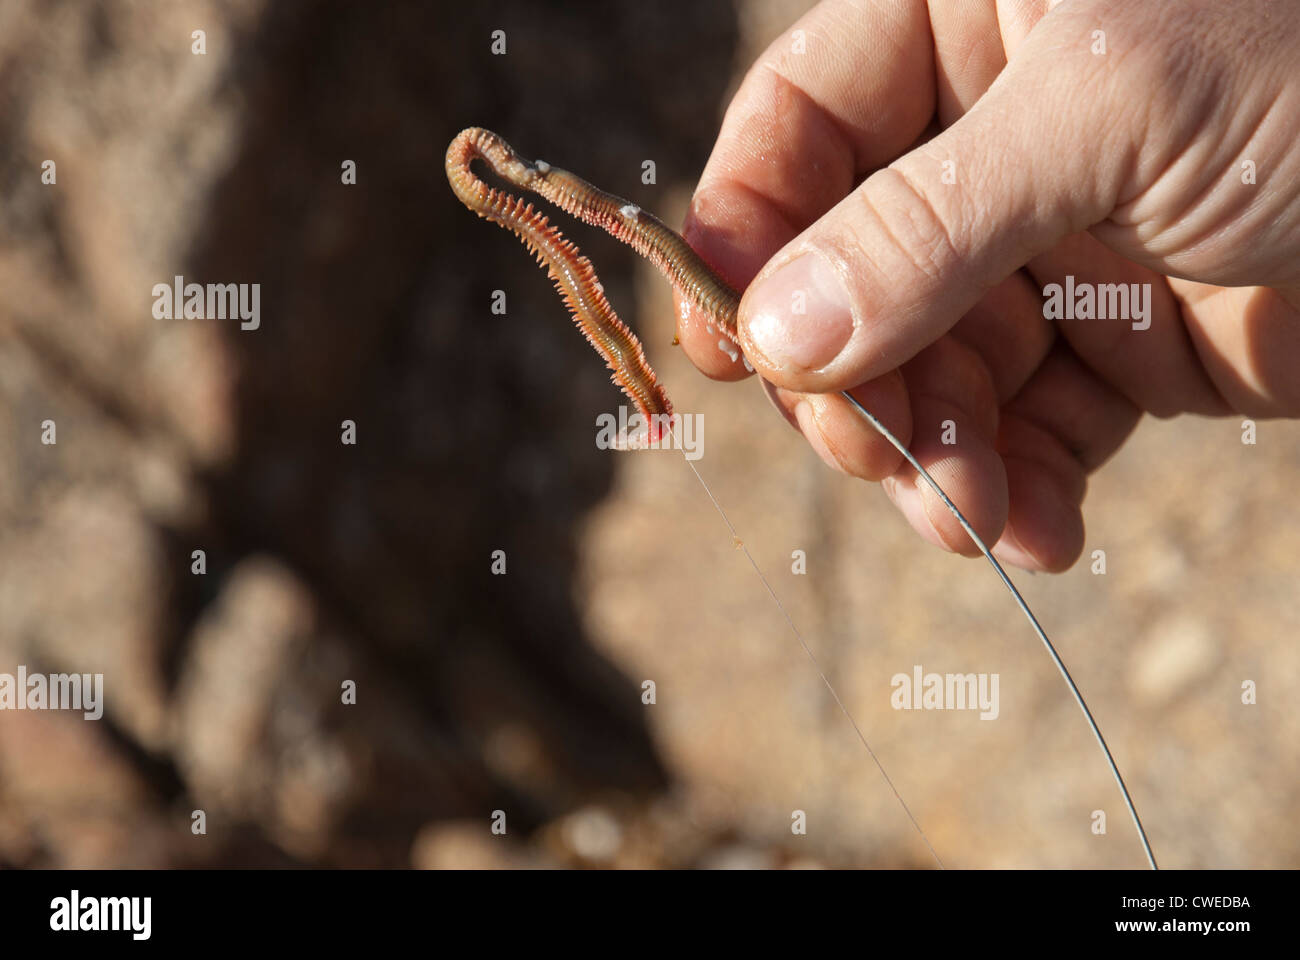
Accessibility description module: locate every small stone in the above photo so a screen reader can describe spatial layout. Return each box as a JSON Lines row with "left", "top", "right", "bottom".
{"left": 1128, "top": 615, "right": 1219, "bottom": 705}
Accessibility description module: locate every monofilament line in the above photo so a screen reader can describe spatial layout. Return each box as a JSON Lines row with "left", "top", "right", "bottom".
{"left": 665, "top": 419, "right": 946, "bottom": 870}
{"left": 839, "top": 390, "right": 1159, "bottom": 871}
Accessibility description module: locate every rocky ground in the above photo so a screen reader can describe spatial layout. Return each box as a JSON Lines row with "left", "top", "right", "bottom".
{"left": 0, "top": 0, "right": 1294, "bottom": 869}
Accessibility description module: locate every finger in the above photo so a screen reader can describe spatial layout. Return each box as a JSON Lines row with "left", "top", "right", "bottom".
{"left": 737, "top": 0, "right": 1147, "bottom": 394}
{"left": 928, "top": 0, "right": 1009, "bottom": 123}
{"left": 883, "top": 334, "right": 1008, "bottom": 556}
{"left": 947, "top": 268, "right": 1056, "bottom": 404}
{"left": 774, "top": 269, "right": 1051, "bottom": 484}
{"left": 994, "top": 434, "right": 1088, "bottom": 573}
{"left": 674, "top": 274, "right": 753, "bottom": 381}
{"left": 1169, "top": 280, "right": 1300, "bottom": 417}
{"left": 993, "top": 343, "right": 1142, "bottom": 571}
{"left": 1024, "top": 231, "right": 1229, "bottom": 416}
{"left": 765, "top": 370, "right": 912, "bottom": 481}
{"left": 675, "top": 0, "right": 940, "bottom": 376}
{"left": 1003, "top": 342, "right": 1142, "bottom": 472}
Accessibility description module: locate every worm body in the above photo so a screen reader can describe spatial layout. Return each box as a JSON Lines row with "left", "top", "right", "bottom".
{"left": 446, "top": 127, "right": 739, "bottom": 440}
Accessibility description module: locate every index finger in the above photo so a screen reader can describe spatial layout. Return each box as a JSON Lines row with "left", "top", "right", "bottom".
{"left": 674, "top": 0, "right": 940, "bottom": 380}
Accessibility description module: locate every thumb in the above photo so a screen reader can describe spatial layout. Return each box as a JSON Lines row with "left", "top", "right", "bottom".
{"left": 738, "top": 9, "right": 1135, "bottom": 393}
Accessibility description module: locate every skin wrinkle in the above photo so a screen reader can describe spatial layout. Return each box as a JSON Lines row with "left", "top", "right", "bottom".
{"left": 887, "top": 163, "right": 967, "bottom": 285}
{"left": 1109, "top": 45, "right": 1233, "bottom": 214}
{"left": 1108, "top": 89, "right": 1231, "bottom": 233}
{"left": 834, "top": 182, "right": 928, "bottom": 324}
{"left": 1144, "top": 91, "right": 1292, "bottom": 278}
{"left": 999, "top": 35, "right": 1130, "bottom": 229}
{"left": 1127, "top": 89, "right": 1264, "bottom": 250}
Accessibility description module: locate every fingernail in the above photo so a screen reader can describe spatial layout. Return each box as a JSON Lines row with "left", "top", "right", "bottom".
{"left": 795, "top": 400, "right": 845, "bottom": 473}
{"left": 918, "top": 487, "right": 956, "bottom": 552}
{"left": 744, "top": 253, "right": 853, "bottom": 371}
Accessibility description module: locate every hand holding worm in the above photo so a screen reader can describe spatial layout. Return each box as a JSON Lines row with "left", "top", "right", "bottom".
{"left": 679, "top": 0, "right": 1300, "bottom": 572}
{"left": 445, "top": 37, "right": 1167, "bottom": 861}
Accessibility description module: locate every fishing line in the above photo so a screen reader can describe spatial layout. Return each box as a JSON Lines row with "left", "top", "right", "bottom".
{"left": 839, "top": 390, "right": 1158, "bottom": 870}
{"left": 665, "top": 417, "right": 947, "bottom": 869}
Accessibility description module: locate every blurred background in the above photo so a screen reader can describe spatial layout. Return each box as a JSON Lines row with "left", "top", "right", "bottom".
{"left": 0, "top": 0, "right": 1295, "bottom": 868}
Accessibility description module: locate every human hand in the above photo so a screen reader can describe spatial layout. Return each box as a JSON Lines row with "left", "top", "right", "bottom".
{"left": 675, "top": 0, "right": 1300, "bottom": 571}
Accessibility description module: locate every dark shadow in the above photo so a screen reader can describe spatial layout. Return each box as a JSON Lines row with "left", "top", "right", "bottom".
{"left": 166, "top": 0, "right": 739, "bottom": 862}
